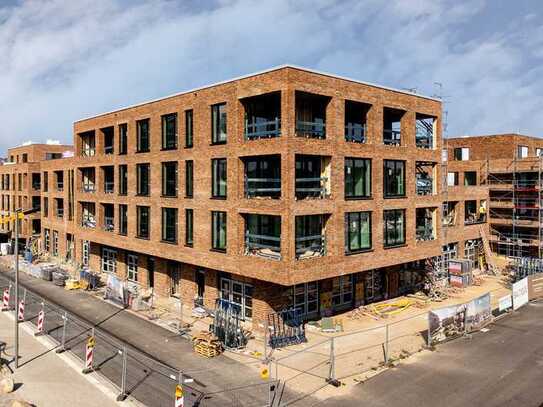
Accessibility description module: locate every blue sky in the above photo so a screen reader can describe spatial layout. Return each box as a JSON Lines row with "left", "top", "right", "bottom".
{"left": 0, "top": 0, "right": 541, "bottom": 152}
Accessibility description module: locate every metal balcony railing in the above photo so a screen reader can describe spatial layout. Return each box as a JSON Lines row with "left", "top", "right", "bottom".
{"left": 383, "top": 129, "right": 401, "bottom": 145}
{"left": 104, "top": 217, "right": 114, "bottom": 232}
{"left": 465, "top": 214, "right": 487, "bottom": 225}
{"left": 416, "top": 177, "right": 433, "bottom": 195}
{"left": 345, "top": 123, "right": 366, "bottom": 143}
{"left": 416, "top": 226, "right": 435, "bottom": 241}
{"left": 57, "top": 182, "right": 64, "bottom": 192}
{"left": 416, "top": 133, "right": 433, "bottom": 149}
{"left": 245, "top": 232, "right": 281, "bottom": 260}
{"left": 81, "top": 218, "right": 96, "bottom": 228}
{"left": 295, "top": 234, "right": 326, "bottom": 259}
{"left": 82, "top": 184, "right": 96, "bottom": 193}
{"left": 295, "top": 120, "right": 326, "bottom": 139}
{"left": 245, "top": 119, "right": 281, "bottom": 140}
{"left": 295, "top": 177, "right": 328, "bottom": 199}
{"left": 32, "top": 183, "right": 41, "bottom": 191}
{"left": 56, "top": 209, "right": 64, "bottom": 219}
{"left": 104, "top": 145, "right": 114, "bottom": 155}
{"left": 245, "top": 177, "right": 281, "bottom": 198}
{"left": 104, "top": 182, "right": 114, "bottom": 194}
{"left": 81, "top": 148, "right": 96, "bottom": 157}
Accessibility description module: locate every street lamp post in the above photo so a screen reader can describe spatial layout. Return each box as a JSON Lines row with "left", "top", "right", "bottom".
{"left": 13, "top": 207, "right": 39, "bottom": 369}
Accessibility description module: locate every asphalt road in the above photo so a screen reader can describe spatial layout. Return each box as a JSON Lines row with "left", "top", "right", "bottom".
{"left": 325, "top": 301, "right": 543, "bottom": 407}
{"left": 0, "top": 267, "right": 294, "bottom": 407}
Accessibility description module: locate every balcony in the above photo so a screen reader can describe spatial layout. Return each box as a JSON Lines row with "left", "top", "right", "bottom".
{"left": 104, "top": 182, "right": 114, "bottom": 194}
{"left": 383, "top": 129, "right": 401, "bottom": 146}
{"left": 295, "top": 214, "right": 327, "bottom": 260}
{"left": 56, "top": 208, "right": 64, "bottom": 219}
{"left": 82, "top": 184, "right": 96, "bottom": 193}
{"left": 295, "top": 155, "right": 331, "bottom": 199}
{"left": 416, "top": 162, "right": 435, "bottom": 196}
{"left": 245, "top": 119, "right": 281, "bottom": 140}
{"left": 383, "top": 107, "right": 404, "bottom": 146}
{"left": 244, "top": 155, "right": 281, "bottom": 199}
{"left": 416, "top": 208, "right": 436, "bottom": 241}
{"left": 243, "top": 91, "right": 281, "bottom": 140}
{"left": 32, "top": 183, "right": 41, "bottom": 191}
{"left": 345, "top": 100, "right": 370, "bottom": 143}
{"left": 57, "top": 182, "right": 64, "bottom": 192}
{"left": 295, "top": 91, "right": 329, "bottom": 139}
{"left": 81, "top": 218, "right": 96, "bottom": 228}
{"left": 415, "top": 114, "right": 435, "bottom": 149}
{"left": 245, "top": 232, "right": 281, "bottom": 260}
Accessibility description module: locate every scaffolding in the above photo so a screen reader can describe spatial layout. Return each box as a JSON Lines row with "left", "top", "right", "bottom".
{"left": 487, "top": 147, "right": 543, "bottom": 266}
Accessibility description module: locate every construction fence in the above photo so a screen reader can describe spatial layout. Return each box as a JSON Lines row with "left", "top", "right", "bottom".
{"left": 268, "top": 285, "right": 519, "bottom": 406}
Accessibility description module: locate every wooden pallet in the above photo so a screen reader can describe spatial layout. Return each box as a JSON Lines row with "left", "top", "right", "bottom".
{"left": 194, "top": 343, "right": 222, "bottom": 358}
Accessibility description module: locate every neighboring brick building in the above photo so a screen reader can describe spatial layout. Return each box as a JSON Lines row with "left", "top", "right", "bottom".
{"left": 0, "top": 66, "right": 495, "bottom": 331}
{"left": 0, "top": 143, "right": 73, "bottom": 244}
{"left": 447, "top": 134, "right": 543, "bottom": 259}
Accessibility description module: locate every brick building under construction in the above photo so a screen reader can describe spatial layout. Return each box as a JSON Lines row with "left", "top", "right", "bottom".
{"left": 1, "top": 66, "right": 528, "bottom": 331}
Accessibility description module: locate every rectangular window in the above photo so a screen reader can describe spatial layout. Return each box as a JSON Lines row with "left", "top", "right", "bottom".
{"left": 185, "top": 110, "right": 193, "bottom": 148}
{"left": 43, "top": 197, "right": 49, "bottom": 218}
{"left": 136, "top": 119, "right": 150, "bottom": 152}
{"left": 518, "top": 145, "right": 528, "bottom": 158}
{"left": 162, "top": 113, "right": 178, "bottom": 150}
{"left": 119, "top": 165, "right": 128, "bottom": 195}
{"left": 127, "top": 254, "right": 138, "bottom": 282}
{"left": 185, "top": 160, "right": 193, "bottom": 198}
{"left": 136, "top": 163, "right": 150, "bottom": 196}
{"left": 212, "top": 158, "right": 227, "bottom": 198}
{"left": 345, "top": 212, "right": 371, "bottom": 253}
{"left": 44, "top": 229, "right": 50, "bottom": 252}
{"left": 162, "top": 162, "right": 178, "bottom": 197}
{"left": 211, "top": 103, "right": 227, "bottom": 144}
{"left": 185, "top": 209, "right": 193, "bottom": 247}
{"left": 464, "top": 171, "right": 477, "bottom": 186}
{"left": 43, "top": 172, "right": 48, "bottom": 192}
{"left": 295, "top": 215, "right": 326, "bottom": 259}
{"left": 383, "top": 160, "right": 405, "bottom": 197}
{"left": 384, "top": 209, "right": 406, "bottom": 247}
{"left": 101, "top": 247, "right": 117, "bottom": 274}
{"left": 162, "top": 207, "right": 178, "bottom": 243}
{"left": 345, "top": 158, "right": 371, "bottom": 198}
{"left": 211, "top": 211, "right": 227, "bottom": 251}
{"left": 447, "top": 172, "right": 459, "bottom": 186}
{"left": 119, "top": 123, "right": 128, "bottom": 155}
{"left": 137, "top": 206, "right": 150, "bottom": 239}
{"left": 52, "top": 230, "right": 59, "bottom": 256}
{"left": 119, "top": 204, "right": 128, "bottom": 236}
{"left": 454, "top": 147, "right": 470, "bottom": 161}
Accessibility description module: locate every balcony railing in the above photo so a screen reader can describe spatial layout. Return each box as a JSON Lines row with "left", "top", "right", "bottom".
{"left": 245, "top": 119, "right": 281, "bottom": 140}
{"left": 383, "top": 129, "right": 401, "bottom": 146}
{"left": 82, "top": 184, "right": 96, "bottom": 193}
{"left": 104, "top": 217, "right": 114, "bottom": 232}
{"left": 245, "top": 232, "right": 281, "bottom": 260}
{"left": 104, "top": 182, "right": 114, "bottom": 194}
{"left": 81, "top": 218, "right": 96, "bottom": 228}
{"left": 104, "top": 145, "right": 114, "bottom": 155}
{"left": 81, "top": 148, "right": 96, "bottom": 157}
{"left": 245, "top": 177, "right": 281, "bottom": 198}
{"left": 295, "top": 177, "right": 328, "bottom": 199}
{"left": 416, "top": 133, "right": 433, "bottom": 149}
{"left": 465, "top": 214, "right": 487, "bottom": 225}
{"left": 295, "top": 120, "right": 326, "bottom": 139}
{"left": 32, "top": 183, "right": 41, "bottom": 191}
{"left": 295, "top": 234, "right": 326, "bottom": 259}
{"left": 345, "top": 123, "right": 366, "bottom": 143}
{"left": 416, "top": 177, "right": 433, "bottom": 195}
{"left": 56, "top": 209, "right": 64, "bottom": 219}
{"left": 416, "top": 226, "right": 435, "bottom": 241}
{"left": 57, "top": 182, "right": 64, "bottom": 192}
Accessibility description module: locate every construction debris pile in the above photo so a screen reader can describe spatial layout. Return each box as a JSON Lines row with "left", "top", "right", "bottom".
{"left": 192, "top": 331, "right": 223, "bottom": 358}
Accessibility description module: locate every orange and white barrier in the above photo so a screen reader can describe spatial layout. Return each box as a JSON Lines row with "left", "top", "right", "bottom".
{"left": 175, "top": 384, "right": 184, "bottom": 407}
{"left": 82, "top": 336, "right": 95, "bottom": 374}
{"left": 18, "top": 300, "right": 25, "bottom": 321}
{"left": 36, "top": 309, "right": 45, "bottom": 335}
{"left": 1, "top": 286, "right": 10, "bottom": 311}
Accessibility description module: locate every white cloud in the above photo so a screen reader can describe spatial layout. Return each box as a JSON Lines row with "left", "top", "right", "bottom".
{"left": 0, "top": 0, "right": 541, "bottom": 152}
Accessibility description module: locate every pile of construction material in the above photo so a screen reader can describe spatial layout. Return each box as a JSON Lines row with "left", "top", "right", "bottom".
{"left": 348, "top": 298, "right": 415, "bottom": 320}
{"left": 192, "top": 331, "right": 223, "bottom": 358}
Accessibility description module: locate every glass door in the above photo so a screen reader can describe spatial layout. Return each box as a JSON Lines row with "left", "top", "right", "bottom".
{"left": 219, "top": 278, "right": 253, "bottom": 320}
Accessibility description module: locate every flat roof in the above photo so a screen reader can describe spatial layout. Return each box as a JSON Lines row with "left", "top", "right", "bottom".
{"left": 447, "top": 133, "right": 541, "bottom": 141}
{"left": 76, "top": 64, "right": 441, "bottom": 123}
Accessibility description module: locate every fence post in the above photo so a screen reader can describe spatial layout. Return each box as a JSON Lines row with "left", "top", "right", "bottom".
{"left": 327, "top": 337, "right": 340, "bottom": 387}
{"left": 385, "top": 324, "right": 390, "bottom": 364}
{"left": 56, "top": 311, "right": 68, "bottom": 354}
{"left": 268, "top": 360, "right": 272, "bottom": 407}
{"left": 116, "top": 345, "right": 128, "bottom": 401}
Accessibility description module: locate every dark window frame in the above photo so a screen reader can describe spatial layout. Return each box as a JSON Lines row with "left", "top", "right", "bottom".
{"left": 383, "top": 209, "right": 406, "bottom": 248}
{"left": 118, "top": 123, "right": 128, "bottom": 155}
{"left": 211, "top": 103, "right": 227, "bottom": 145}
{"left": 136, "top": 119, "right": 150, "bottom": 153}
{"left": 136, "top": 206, "right": 150, "bottom": 239}
{"left": 136, "top": 163, "right": 150, "bottom": 196}
{"left": 185, "top": 209, "right": 193, "bottom": 247}
{"left": 211, "top": 158, "right": 227, "bottom": 198}
{"left": 345, "top": 211, "right": 372, "bottom": 254}
{"left": 345, "top": 158, "right": 371, "bottom": 199}
{"left": 211, "top": 211, "right": 227, "bottom": 252}
{"left": 161, "top": 207, "right": 178, "bottom": 243}
{"left": 161, "top": 161, "right": 178, "bottom": 197}
{"left": 185, "top": 160, "right": 194, "bottom": 198}
{"left": 161, "top": 113, "right": 178, "bottom": 150}
{"left": 383, "top": 160, "right": 406, "bottom": 198}
{"left": 119, "top": 204, "right": 128, "bottom": 236}
{"left": 185, "top": 109, "right": 193, "bottom": 148}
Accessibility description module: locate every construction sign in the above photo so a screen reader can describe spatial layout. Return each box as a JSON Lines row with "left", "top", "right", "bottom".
{"left": 260, "top": 366, "right": 270, "bottom": 380}
{"left": 87, "top": 336, "right": 96, "bottom": 349}
{"left": 175, "top": 384, "right": 184, "bottom": 407}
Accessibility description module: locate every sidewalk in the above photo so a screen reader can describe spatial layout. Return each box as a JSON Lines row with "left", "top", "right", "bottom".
{"left": 0, "top": 310, "right": 121, "bottom": 407}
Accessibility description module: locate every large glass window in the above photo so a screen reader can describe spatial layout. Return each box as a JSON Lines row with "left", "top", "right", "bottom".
{"left": 185, "top": 110, "right": 193, "bottom": 148}
{"left": 162, "top": 208, "right": 178, "bottom": 243}
{"left": 185, "top": 160, "right": 193, "bottom": 198}
{"left": 136, "top": 119, "right": 150, "bottom": 153}
{"left": 384, "top": 160, "right": 405, "bottom": 197}
{"left": 119, "top": 204, "right": 128, "bottom": 236}
{"left": 127, "top": 254, "right": 138, "bottom": 282}
{"left": 211, "top": 103, "right": 227, "bottom": 144}
{"left": 464, "top": 171, "right": 477, "bottom": 186}
{"left": 185, "top": 209, "right": 193, "bottom": 247}
{"left": 162, "top": 162, "right": 178, "bottom": 197}
{"left": 136, "top": 163, "right": 150, "bottom": 196}
{"left": 345, "top": 212, "right": 371, "bottom": 253}
{"left": 384, "top": 209, "right": 406, "bottom": 247}
{"left": 212, "top": 158, "right": 227, "bottom": 198}
{"left": 345, "top": 158, "right": 371, "bottom": 198}
{"left": 212, "top": 211, "right": 227, "bottom": 251}
{"left": 137, "top": 206, "right": 150, "bottom": 239}
{"left": 118, "top": 123, "right": 128, "bottom": 155}
{"left": 162, "top": 113, "right": 178, "bottom": 150}
{"left": 119, "top": 165, "right": 128, "bottom": 195}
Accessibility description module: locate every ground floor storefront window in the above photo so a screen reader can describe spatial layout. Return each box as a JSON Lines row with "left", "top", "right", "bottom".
{"left": 293, "top": 282, "right": 319, "bottom": 318}
{"left": 101, "top": 247, "right": 117, "bottom": 274}
{"left": 220, "top": 277, "right": 253, "bottom": 320}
